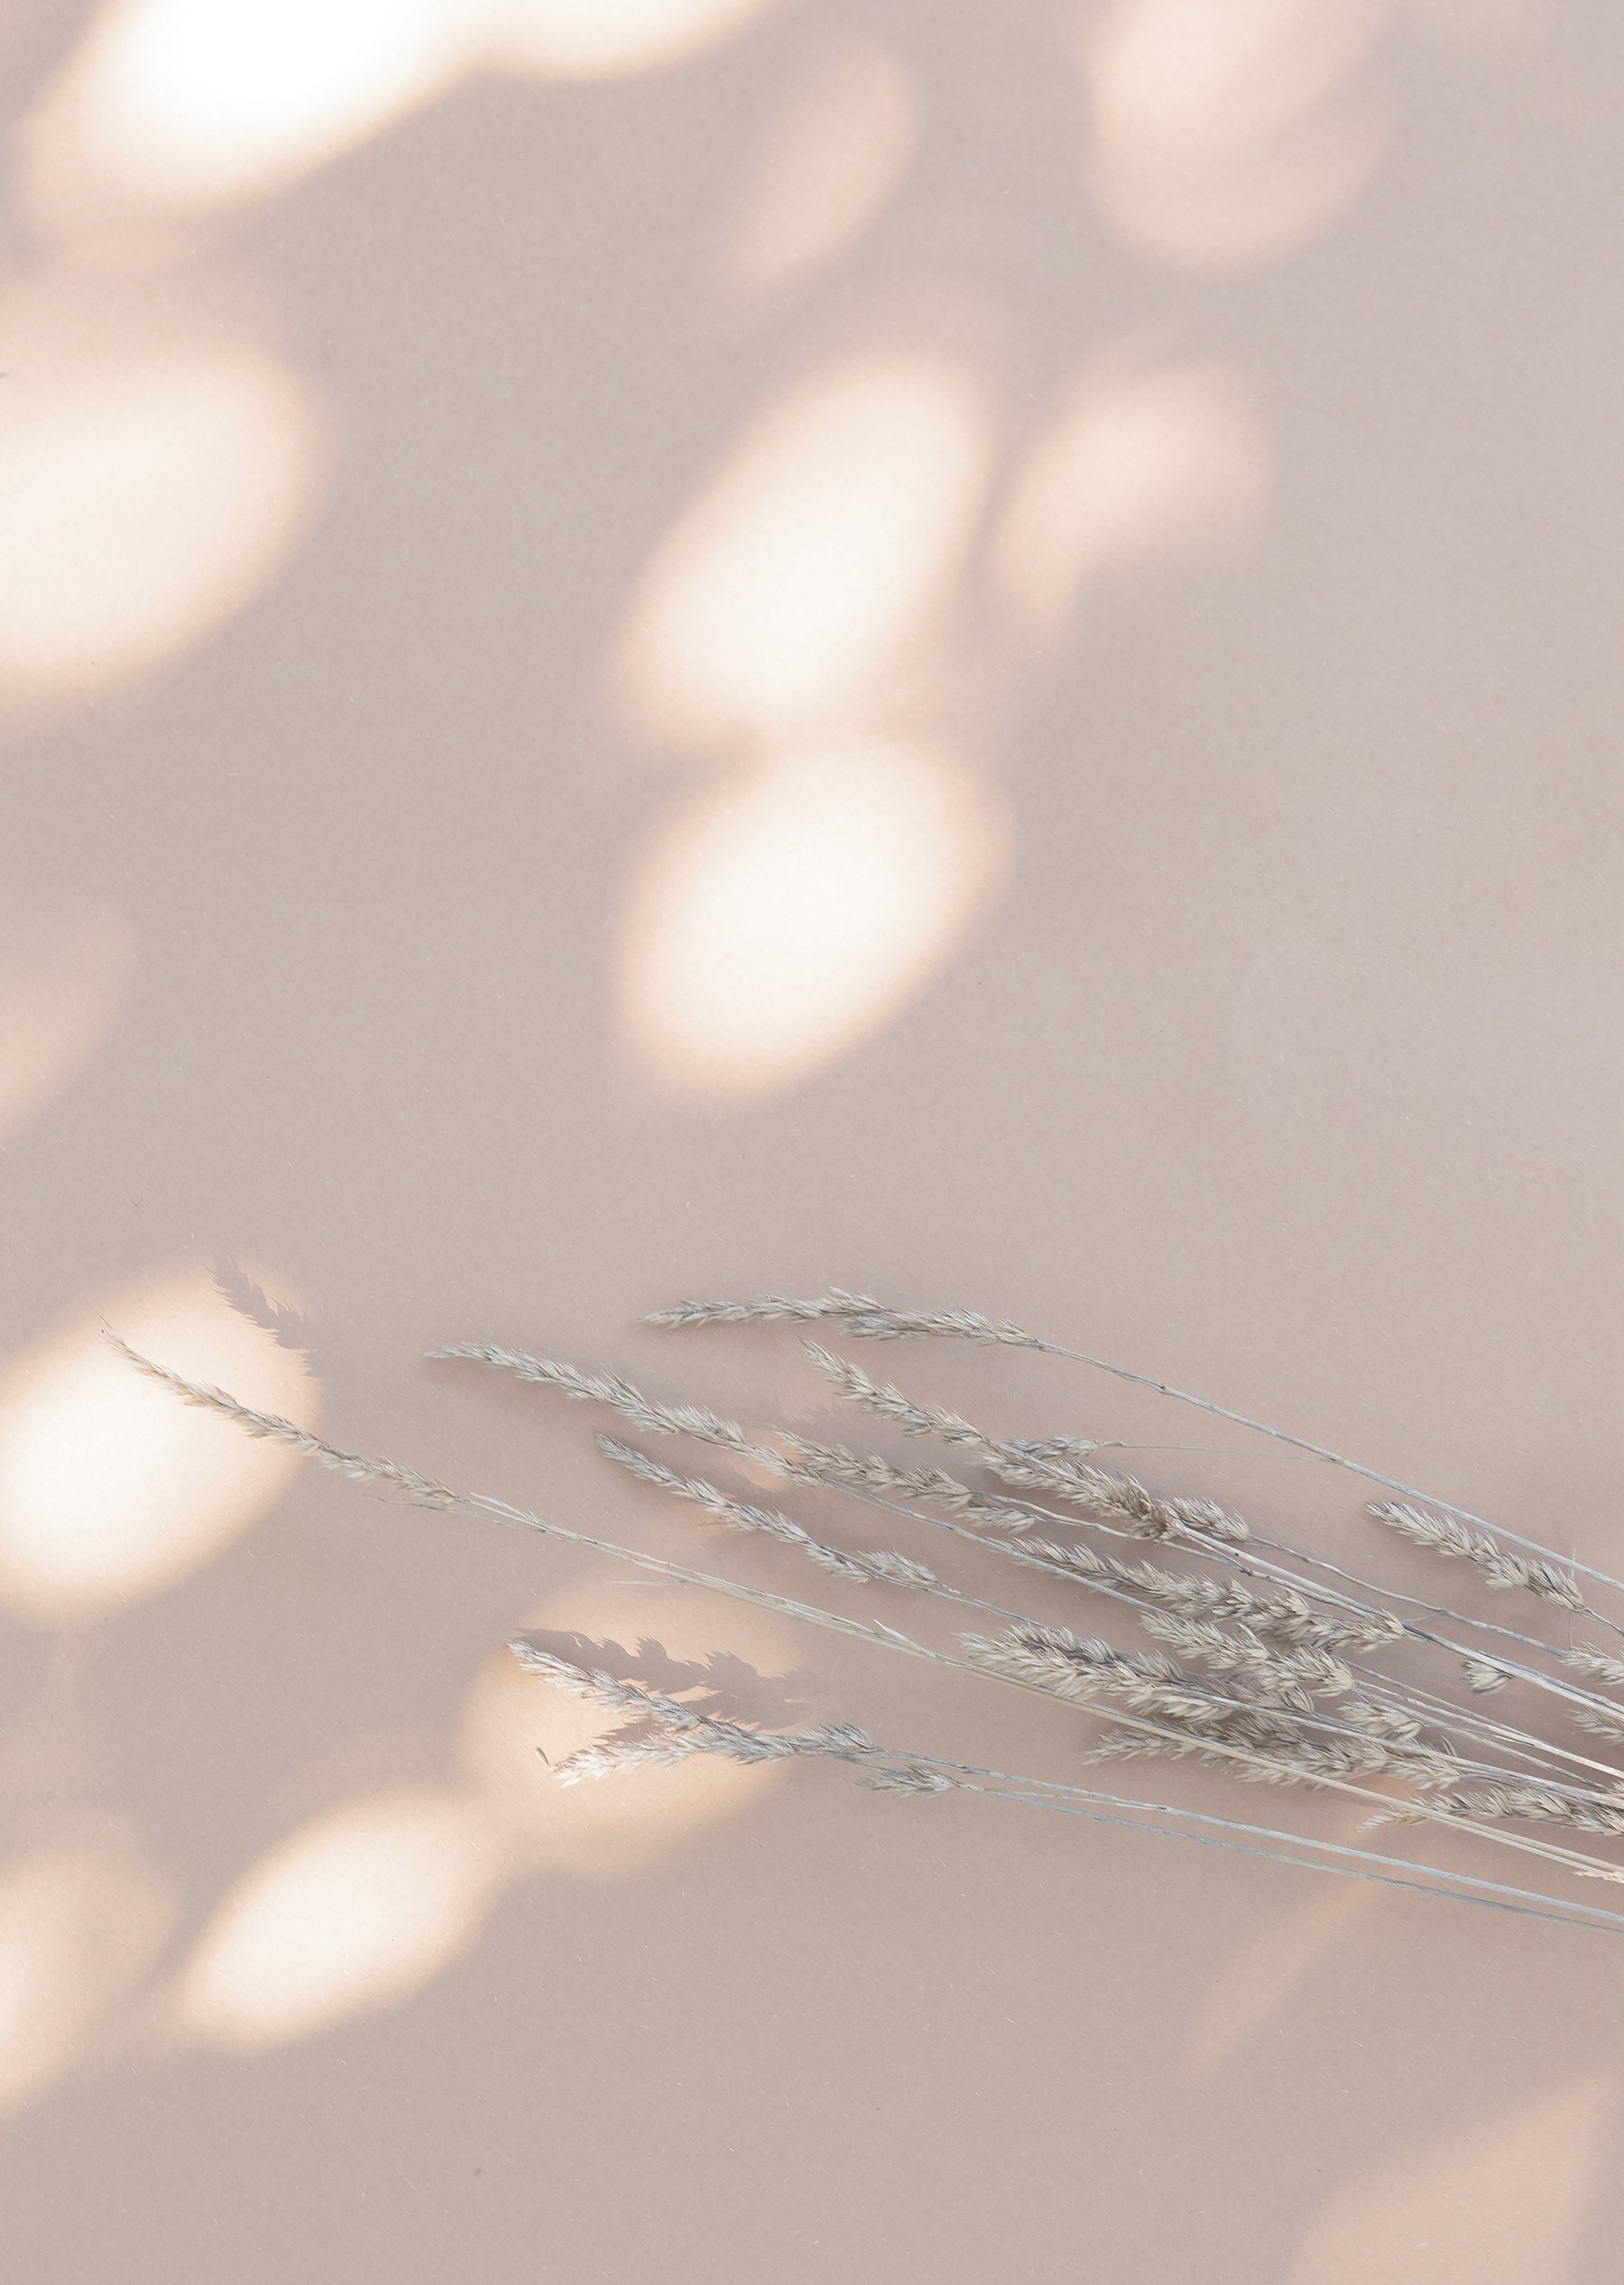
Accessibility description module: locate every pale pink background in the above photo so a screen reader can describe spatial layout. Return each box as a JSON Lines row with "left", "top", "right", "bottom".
{"left": 4, "top": 2, "right": 1624, "bottom": 2280}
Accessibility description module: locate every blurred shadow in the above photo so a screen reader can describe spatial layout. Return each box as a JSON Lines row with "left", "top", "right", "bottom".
{"left": 1287, "top": 2073, "right": 1615, "bottom": 2285}
{"left": 513, "top": 1624, "right": 814, "bottom": 1727}
{"left": 0, "top": 902, "right": 132, "bottom": 1142}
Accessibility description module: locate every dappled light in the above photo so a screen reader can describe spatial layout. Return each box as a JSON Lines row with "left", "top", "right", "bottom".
{"left": 991, "top": 358, "right": 1270, "bottom": 643}
{"left": 464, "top": 1587, "right": 798, "bottom": 1875}
{"left": 174, "top": 1788, "right": 502, "bottom": 2049}
{"left": 18, "top": 0, "right": 472, "bottom": 238}
{"left": 21, "top": 0, "right": 791, "bottom": 245}
{"left": 1080, "top": 0, "right": 1397, "bottom": 269}
{"left": 1179, "top": 1883, "right": 1372, "bottom": 2079}
{"left": 0, "top": 1263, "right": 315, "bottom": 1624}
{"left": 617, "top": 742, "right": 1009, "bottom": 1101}
{"left": 1289, "top": 2074, "right": 1614, "bottom": 2285}
{"left": 0, "top": 908, "right": 133, "bottom": 1142}
{"left": 0, "top": 1834, "right": 174, "bottom": 2114}
{"left": 0, "top": 273, "right": 330, "bottom": 709}
{"left": 494, "top": 0, "right": 788, "bottom": 80}
{"left": 612, "top": 350, "right": 997, "bottom": 754}
{"left": 719, "top": 32, "right": 918, "bottom": 294}
{"left": 0, "top": 5, "right": 1606, "bottom": 2272}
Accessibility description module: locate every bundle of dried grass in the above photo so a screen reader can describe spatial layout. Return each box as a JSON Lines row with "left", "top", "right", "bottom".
{"left": 110, "top": 1291, "right": 1624, "bottom": 1941}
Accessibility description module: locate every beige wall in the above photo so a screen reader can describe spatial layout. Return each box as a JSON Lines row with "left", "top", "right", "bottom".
{"left": 4, "top": 3, "right": 1624, "bottom": 2279}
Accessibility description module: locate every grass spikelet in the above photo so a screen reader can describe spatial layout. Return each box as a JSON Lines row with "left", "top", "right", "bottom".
{"left": 105, "top": 1332, "right": 457, "bottom": 1508}
{"left": 1370, "top": 1501, "right": 1585, "bottom": 1611}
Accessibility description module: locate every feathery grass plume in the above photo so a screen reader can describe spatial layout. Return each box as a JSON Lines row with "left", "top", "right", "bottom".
{"left": 105, "top": 1332, "right": 457, "bottom": 1507}
{"left": 595, "top": 1434, "right": 937, "bottom": 1588}
{"left": 803, "top": 1342, "right": 1020, "bottom": 1454}
{"left": 1083, "top": 1724, "right": 1414, "bottom": 1789}
{"left": 1132, "top": 1612, "right": 1355, "bottom": 1701}
{"left": 697, "top": 1288, "right": 1624, "bottom": 1630}
{"left": 431, "top": 1342, "right": 753, "bottom": 1455}
{"left": 113, "top": 1316, "right": 1624, "bottom": 1915}
{"left": 805, "top": 1344, "right": 1250, "bottom": 1544}
{"left": 1111, "top": 1560, "right": 1402, "bottom": 1655}
{"left": 961, "top": 1625, "right": 1486, "bottom": 1799}
{"left": 1566, "top": 1646, "right": 1624, "bottom": 1689}
{"left": 463, "top": 1331, "right": 1624, "bottom": 1874}
{"left": 1004, "top": 1434, "right": 1108, "bottom": 1463}
{"left": 1370, "top": 1501, "right": 1585, "bottom": 1610}
{"left": 650, "top": 1291, "right": 1037, "bottom": 1347}
{"left": 599, "top": 1435, "right": 957, "bottom": 1598}
{"left": 1422, "top": 1783, "right": 1624, "bottom": 1837}
{"left": 1342, "top": 1699, "right": 1425, "bottom": 1744}
{"left": 778, "top": 1435, "right": 1050, "bottom": 1531}
{"left": 1464, "top": 1659, "right": 1512, "bottom": 1694}
{"left": 957, "top": 1624, "right": 1321, "bottom": 1735}
{"left": 510, "top": 1644, "right": 956, "bottom": 1791}
{"left": 770, "top": 1438, "right": 1395, "bottom": 1695}
{"left": 511, "top": 1647, "right": 1624, "bottom": 1932}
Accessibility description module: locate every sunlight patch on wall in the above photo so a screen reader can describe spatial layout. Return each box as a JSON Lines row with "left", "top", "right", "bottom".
{"left": 1079, "top": 0, "right": 1397, "bottom": 269}
{"left": 0, "top": 910, "right": 133, "bottom": 1143}
{"left": 719, "top": 34, "right": 918, "bottom": 294}
{"left": 1288, "top": 2073, "right": 1614, "bottom": 2285}
{"left": 175, "top": 1788, "right": 502, "bottom": 2049}
{"left": 1180, "top": 1883, "right": 1371, "bottom": 2080}
{"left": 613, "top": 352, "right": 997, "bottom": 754}
{"left": 0, "top": 277, "right": 330, "bottom": 711}
{"left": 992, "top": 359, "right": 1270, "bottom": 643}
{"left": 0, "top": 1835, "right": 173, "bottom": 2114}
{"left": 0, "top": 1263, "right": 316, "bottom": 1624}
{"left": 617, "top": 742, "right": 1010, "bottom": 1101}
{"left": 21, "top": 0, "right": 791, "bottom": 243}
{"left": 494, "top": 0, "right": 787, "bottom": 79}
{"left": 18, "top": 0, "right": 471, "bottom": 236}
{"left": 464, "top": 1583, "right": 798, "bottom": 1876}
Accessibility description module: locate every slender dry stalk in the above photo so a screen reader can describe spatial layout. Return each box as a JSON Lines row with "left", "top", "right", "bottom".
{"left": 805, "top": 1344, "right": 1250, "bottom": 1542}
{"left": 433, "top": 1334, "right": 1624, "bottom": 1874}
{"left": 106, "top": 1332, "right": 457, "bottom": 1508}
{"left": 651, "top": 1289, "right": 1624, "bottom": 1614}
{"left": 108, "top": 1300, "right": 1624, "bottom": 1921}
{"left": 509, "top": 1650, "right": 1624, "bottom": 1938}
{"left": 1370, "top": 1502, "right": 1585, "bottom": 1610}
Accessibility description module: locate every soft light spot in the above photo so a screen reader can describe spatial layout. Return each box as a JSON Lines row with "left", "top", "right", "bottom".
{"left": 493, "top": 0, "right": 786, "bottom": 79}
{"left": 1181, "top": 1883, "right": 1371, "bottom": 2079}
{"left": 0, "top": 1836, "right": 173, "bottom": 2114}
{"left": 464, "top": 1584, "right": 798, "bottom": 1877}
{"left": 176, "top": 1789, "right": 501, "bottom": 2049}
{"left": 0, "top": 278, "right": 329, "bottom": 708}
{"left": 0, "top": 1263, "right": 316, "bottom": 1623}
{"left": 613, "top": 352, "right": 997, "bottom": 753}
{"left": 1081, "top": 0, "right": 1396, "bottom": 269}
{"left": 1289, "top": 2075, "right": 1614, "bottom": 2285}
{"left": 992, "top": 360, "right": 1269, "bottom": 642}
{"left": 720, "top": 35, "right": 918, "bottom": 292}
{"left": 19, "top": 0, "right": 473, "bottom": 234}
{"left": 618, "top": 742, "right": 1009, "bottom": 1101}
{"left": 0, "top": 909, "right": 133, "bottom": 1142}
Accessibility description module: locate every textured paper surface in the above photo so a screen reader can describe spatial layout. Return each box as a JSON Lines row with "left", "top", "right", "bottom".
{"left": 4, "top": 4, "right": 1624, "bottom": 2278}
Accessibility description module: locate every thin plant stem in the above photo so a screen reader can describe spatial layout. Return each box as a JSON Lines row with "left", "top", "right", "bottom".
{"left": 113, "top": 1334, "right": 1624, "bottom": 1893}
{"left": 666, "top": 1293, "right": 1624, "bottom": 1614}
